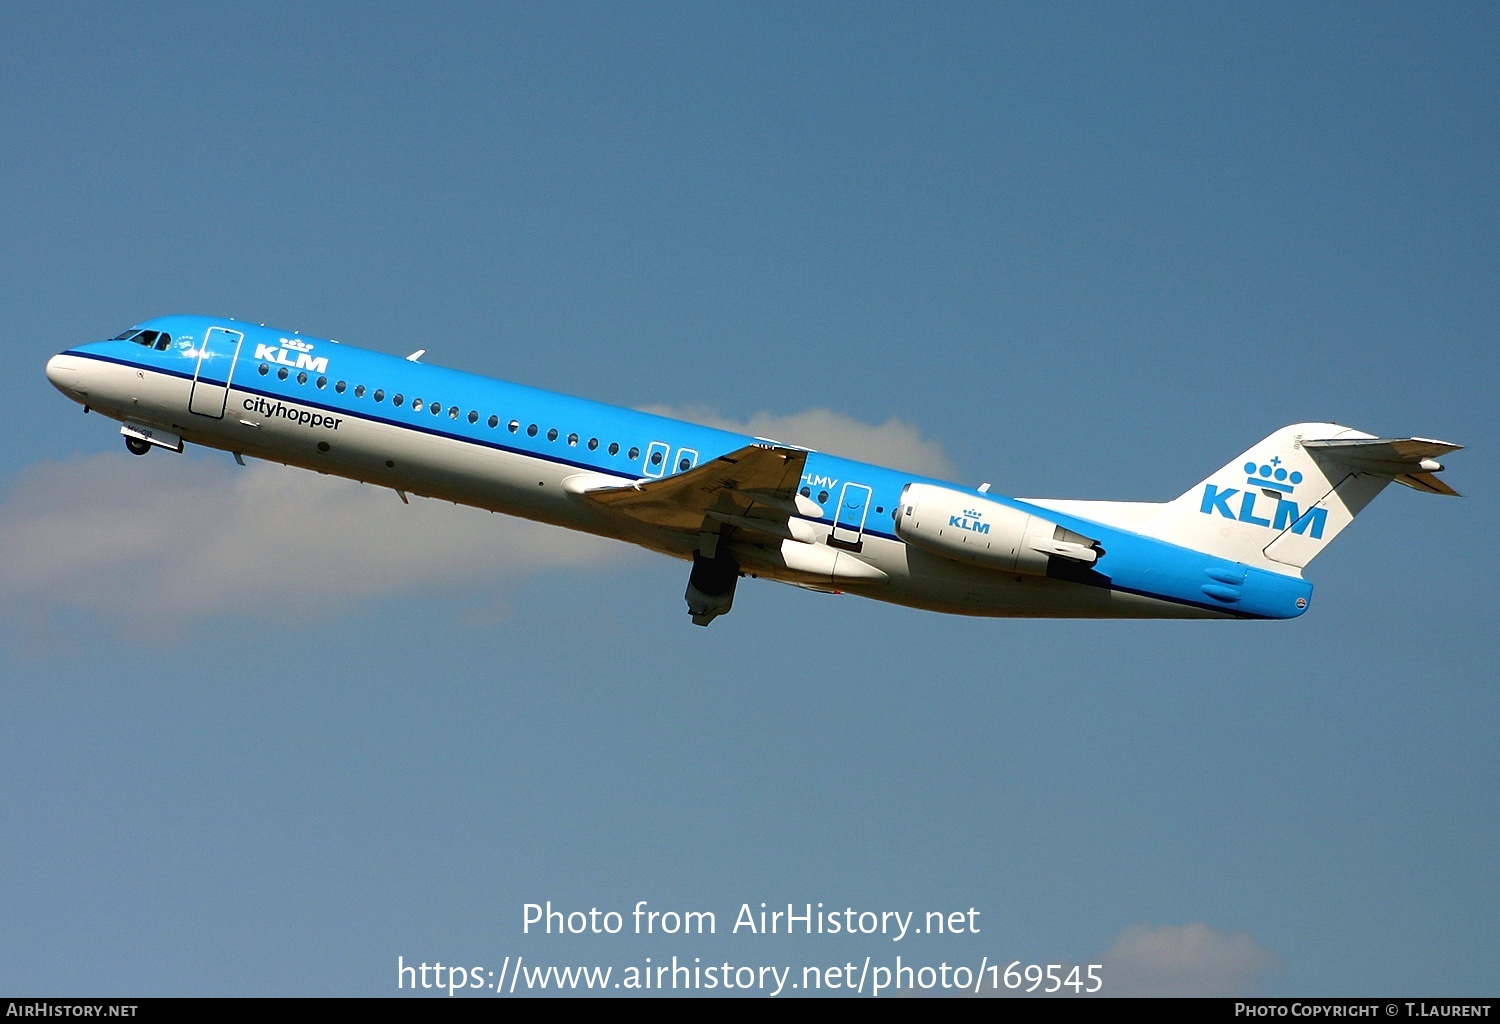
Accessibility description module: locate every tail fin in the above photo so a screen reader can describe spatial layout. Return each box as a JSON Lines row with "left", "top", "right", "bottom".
{"left": 1139, "top": 423, "right": 1461, "bottom": 572}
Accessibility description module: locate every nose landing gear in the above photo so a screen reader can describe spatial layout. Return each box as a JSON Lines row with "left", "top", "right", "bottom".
{"left": 119, "top": 424, "right": 183, "bottom": 455}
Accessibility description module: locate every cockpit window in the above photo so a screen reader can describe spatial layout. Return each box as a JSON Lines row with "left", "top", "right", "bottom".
{"left": 112, "top": 328, "right": 172, "bottom": 350}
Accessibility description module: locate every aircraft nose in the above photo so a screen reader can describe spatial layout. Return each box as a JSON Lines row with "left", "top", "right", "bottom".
{"left": 46, "top": 353, "right": 86, "bottom": 396}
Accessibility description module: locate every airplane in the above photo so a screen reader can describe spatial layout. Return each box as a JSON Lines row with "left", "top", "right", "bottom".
{"left": 45, "top": 314, "right": 1461, "bottom": 626}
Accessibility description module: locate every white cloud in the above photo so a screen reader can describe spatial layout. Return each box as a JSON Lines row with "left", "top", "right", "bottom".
{"left": 0, "top": 452, "right": 626, "bottom": 630}
{"left": 971, "top": 922, "right": 1277, "bottom": 998}
{"left": 1096, "top": 922, "right": 1280, "bottom": 997}
{"left": 3, "top": 407, "right": 951, "bottom": 630}
{"left": 640, "top": 405, "right": 955, "bottom": 478}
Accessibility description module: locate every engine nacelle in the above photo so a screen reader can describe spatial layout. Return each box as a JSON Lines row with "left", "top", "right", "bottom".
{"left": 895, "top": 483, "right": 1100, "bottom": 575}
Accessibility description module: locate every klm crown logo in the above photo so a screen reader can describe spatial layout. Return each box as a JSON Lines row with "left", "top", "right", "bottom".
{"left": 1199, "top": 454, "right": 1327, "bottom": 539}
{"left": 1245, "top": 457, "right": 1303, "bottom": 494}
{"left": 281, "top": 337, "right": 315, "bottom": 353}
{"left": 949, "top": 508, "right": 989, "bottom": 534}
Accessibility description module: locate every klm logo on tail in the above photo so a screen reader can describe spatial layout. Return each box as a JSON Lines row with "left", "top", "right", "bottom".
{"left": 1200, "top": 457, "right": 1328, "bottom": 539}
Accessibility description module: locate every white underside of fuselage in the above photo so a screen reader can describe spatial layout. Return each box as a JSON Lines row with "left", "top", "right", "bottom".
{"left": 58, "top": 357, "right": 1225, "bottom": 621}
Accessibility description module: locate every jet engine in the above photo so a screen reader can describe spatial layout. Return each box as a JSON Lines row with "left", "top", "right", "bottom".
{"left": 895, "top": 483, "right": 1101, "bottom": 575}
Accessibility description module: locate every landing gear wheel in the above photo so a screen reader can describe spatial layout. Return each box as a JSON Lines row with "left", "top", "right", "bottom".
{"left": 124, "top": 436, "right": 151, "bottom": 456}
{"left": 685, "top": 552, "right": 739, "bottom": 626}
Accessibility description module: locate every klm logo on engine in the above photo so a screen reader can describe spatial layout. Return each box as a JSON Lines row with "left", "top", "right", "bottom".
{"left": 1200, "top": 457, "right": 1327, "bottom": 539}
{"left": 949, "top": 508, "right": 990, "bottom": 534}
{"left": 252, "top": 337, "right": 329, "bottom": 374}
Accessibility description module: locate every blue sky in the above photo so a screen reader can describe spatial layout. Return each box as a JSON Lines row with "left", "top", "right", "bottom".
{"left": 2, "top": 2, "right": 1495, "bottom": 997}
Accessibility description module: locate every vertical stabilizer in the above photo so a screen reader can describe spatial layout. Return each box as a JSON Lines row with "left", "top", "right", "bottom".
{"left": 1137, "top": 423, "right": 1460, "bottom": 572}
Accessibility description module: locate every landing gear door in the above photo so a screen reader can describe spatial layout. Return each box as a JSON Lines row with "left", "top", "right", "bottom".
{"left": 830, "top": 482, "right": 873, "bottom": 550}
{"left": 188, "top": 326, "right": 246, "bottom": 418}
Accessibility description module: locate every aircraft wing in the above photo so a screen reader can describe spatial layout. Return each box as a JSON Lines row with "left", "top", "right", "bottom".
{"left": 579, "top": 443, "right": 810, "bottom": 534}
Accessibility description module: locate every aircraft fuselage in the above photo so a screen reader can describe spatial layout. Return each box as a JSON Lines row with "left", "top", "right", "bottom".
{"left": 46, "top": 315, "right": 1320, "bottom": 624}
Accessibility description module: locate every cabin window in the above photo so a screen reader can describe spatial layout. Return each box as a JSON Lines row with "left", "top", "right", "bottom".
{"left": 258, "top": 364, "right": 269, "bottom": 375}
{"left": 430, "top": 402, "right": 441, "bottom": 416}
{"left": 527, "top": 424, "right": 538, "bottom": 437}
{"left": 567, "top": 432, "right": 578, "bottom": 446}
{"left": 394, "top": 394, "right": 404, "bottom": 407}
{"left": 373, "top": 389, "right": 384, "bottom": 402}
{"left": 650, "top": 451, "right": 664, "bottom": 467}
{"left": 316, "top": 376, "right": 327, "bottom": 389}
{"left": 297, "top": 371, "right": 308, "bottom": 385}
{"left": 547, "top": 428, "right": 559, "bottom": 442}
{"left": 608, "top": 442, "right": 619, "bottom": 456}
{"left": 412, "top": 398, "right": 423, "bottom": 411}
{"left": 817, "top": 490, "right": 828, "bottom": 504}
{"left": 354, "top": 384, "right": 365, "bottom": 398}
{"left": 587, "top": 438, "right": 598, "bottom": 451}
{"left": 488, "top": 415, "right": 499, "bottom": 428}
{"left": 800, "top": 486, "right": 810, "bottom": 497}
{"left": 468, "top": 410, "right": 479, "bottom": 424}
{"left": 450, "top": 407, "right": 459, "bottom": 420}
{"left": 278, "top": 368, "right": 289, "bottom": 381}
{"left": 335, "top": 381, "right": 346, "bottom": 394}
{"left": 509, "top": 420, "right": 519, "bottom": 433}
{"left": 628, "top": 447, "right": 640, "bottom": 461}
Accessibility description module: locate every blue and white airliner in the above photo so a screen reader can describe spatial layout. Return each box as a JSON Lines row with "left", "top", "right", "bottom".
{"left": 45, "top": 315, "right": 1461, "bottom": 625}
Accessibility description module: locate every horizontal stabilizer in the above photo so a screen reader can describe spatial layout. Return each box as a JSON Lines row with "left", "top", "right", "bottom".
{"left": 1302, "top": 437, "right": 1462, "bottom": 496}
{"left": 1391, "top": 471, "right": 1459, "bottom": 497}
{"left": 1136, "top": 422, "right": 1464, "bottom": 572}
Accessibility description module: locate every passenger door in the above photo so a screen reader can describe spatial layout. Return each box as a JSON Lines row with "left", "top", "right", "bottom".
{"left": 830, "top": 481, "right": 873, "bottom": 550}
{"left": 188, "top": 326, "right": 246, "bottom": 418}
